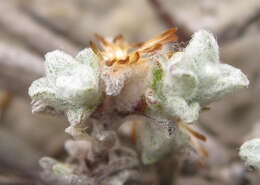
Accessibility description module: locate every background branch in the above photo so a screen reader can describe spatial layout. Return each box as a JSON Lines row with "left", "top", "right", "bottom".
{"left": 0, "top": 41, "right": 43, "bottom": 97}
{"left": 0, "top": 1, "right": 79, "bottom": 55}
{"left": 148, "top": 0, "right": 192, "bottom": 42}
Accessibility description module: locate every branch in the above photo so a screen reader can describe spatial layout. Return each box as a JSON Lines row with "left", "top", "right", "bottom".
{"left": 218, "top": 7, "right": 260, "bottom": 44}
{"left": 0, "top": 1, "right": 79, "bottom": 55}
{"left": 20, "top": 4, "right": 87, "bottom": 48}
{"left": 148, "top": 0, "right": 192, "bottom": 42}
{"left": 0, "top": 42, "right": 44, "bottom": 97}
{"left": 0, "top": 128, "right": 41, "bottom": 178}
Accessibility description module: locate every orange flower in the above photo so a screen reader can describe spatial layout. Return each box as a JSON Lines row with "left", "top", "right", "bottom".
{"left": 90, "top": 27, "right": 178, "bottom": 67}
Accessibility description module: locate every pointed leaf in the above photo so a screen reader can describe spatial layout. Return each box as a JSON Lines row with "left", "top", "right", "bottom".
{"left": 45, "top": 50, "right": 76, "bottom": 83}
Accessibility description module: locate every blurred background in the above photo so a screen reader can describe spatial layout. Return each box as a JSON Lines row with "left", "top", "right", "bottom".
{"left": 0, "top": 0, "right": 260, "bottom": 184}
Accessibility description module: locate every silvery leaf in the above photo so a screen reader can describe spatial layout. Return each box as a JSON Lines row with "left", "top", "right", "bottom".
{"left": 240, "top": 138, "right": 260, "bottom": 170}
{"left": 147, "top": 30, "right": 249, "bottom": 124}
{"left": 45, "top": 50, "right": 76, "bottom": 84}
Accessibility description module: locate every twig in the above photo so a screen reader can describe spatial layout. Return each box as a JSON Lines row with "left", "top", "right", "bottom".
{"left": 0, "top": 41, "right": 44, "bottom": 97}
{"left": 0, "top": 91, "right": 11, "bottom": 121}
{"left": 0, "top": 1, "right": 79, "bottom": 55}
{"left": 218, "top": 8, "right": 260, "bottom": 44}
{"left": 0, "top": 128, "right": 41, "bottom": 178}
{"left": 20, "top": 4, "right": 87, "bottom": 48}
{"left": 0, "top": 173, "right": 37, "bottom": 185}
{"left": 148, "top": 0, "right": 192, "bottom": 42}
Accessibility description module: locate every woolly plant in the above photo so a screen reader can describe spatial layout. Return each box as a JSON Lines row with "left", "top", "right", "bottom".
{"left": 240, "top": 138, "right": 260, "bottom": 170}
{"left": 29, "top": 27, "right": 249, "bottom": 185}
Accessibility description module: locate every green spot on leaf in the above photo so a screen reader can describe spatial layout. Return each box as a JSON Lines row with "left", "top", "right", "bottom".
{"left": 152, "top": 68, "right": 163, "bottom": 91}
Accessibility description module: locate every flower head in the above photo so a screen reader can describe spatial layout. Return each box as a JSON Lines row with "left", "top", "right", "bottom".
{"left": 91, "top": 28, "right": 178, "bottom": 96}
{"left": 28, "top": 28, "right": 249, "bottom": 164}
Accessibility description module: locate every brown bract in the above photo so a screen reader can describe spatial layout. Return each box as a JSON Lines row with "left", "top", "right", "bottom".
{"left": 176, "top": 118, "right": 208, "bottom": 167}
{"left": 90, "top": 27, "right": 178, "bottom": 68}
{"left": 0, "top": 91, "right": 11, "bottom": 111}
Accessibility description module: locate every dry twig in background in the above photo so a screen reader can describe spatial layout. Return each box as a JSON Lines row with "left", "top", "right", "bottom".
{"left": 148, "top": 0, "right": 192, "bottom": 42}
{"left": 0, "top": 42, "right": 43, "bottom": 96}
{"left": 0, "top": 1, "right": 79, "bottom": 55}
